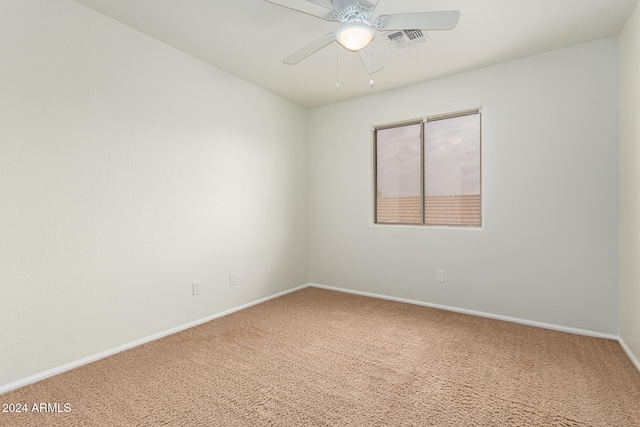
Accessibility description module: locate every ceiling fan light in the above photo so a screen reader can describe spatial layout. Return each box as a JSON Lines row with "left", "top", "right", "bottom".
{"left": 336, "top": 23, "right": 374, "bottom": 51}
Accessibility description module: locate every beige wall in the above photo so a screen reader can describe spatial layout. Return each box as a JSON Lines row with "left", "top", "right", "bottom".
{"left": 309, "top": 38, "right": 619, "bottom": 334}
{"left": 619, "top": 1, "right": 640, "bottom": 367}
{"left": 0, "top": 0, "right": 308, "bottom": 389}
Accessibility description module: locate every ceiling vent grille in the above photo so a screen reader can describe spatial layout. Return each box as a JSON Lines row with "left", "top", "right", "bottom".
{"left": 385, "top": 29, "right": 429, "bottom": 49}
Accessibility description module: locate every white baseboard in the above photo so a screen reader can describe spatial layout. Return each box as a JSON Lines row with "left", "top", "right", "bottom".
{"left": 619, "top": 337, "right": 640, "bottom": 373}
{"left": 0, "top": 283, "right": 309, "bottom": 395}
{"left": 4, "top": 282, "right": 636, "bottom": 395}
{"left": 309, "top": 283, "right": 618, "bottom": 340}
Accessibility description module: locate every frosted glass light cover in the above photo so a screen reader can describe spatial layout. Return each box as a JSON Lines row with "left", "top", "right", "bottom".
{"left": 336, "top": 23, "right": 374, "bottom": 51}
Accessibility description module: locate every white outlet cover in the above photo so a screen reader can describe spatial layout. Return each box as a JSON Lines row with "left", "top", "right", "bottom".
{"left": 192, "top": 281, "right": 201, "bottom": 295}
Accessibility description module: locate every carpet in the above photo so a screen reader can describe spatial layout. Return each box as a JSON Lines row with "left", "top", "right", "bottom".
{"left": 1, "top": 287, "right": 639, "bottom": 426}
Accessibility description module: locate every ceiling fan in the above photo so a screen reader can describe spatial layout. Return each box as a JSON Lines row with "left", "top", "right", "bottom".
{"left": 264, "top": 0, "right": 460, "bottom": 74}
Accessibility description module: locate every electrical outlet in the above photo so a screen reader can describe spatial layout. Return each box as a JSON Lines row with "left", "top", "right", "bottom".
{"left": 192, "top": 281, "right": 201, "bottom": 296}
{"left": 229, "top": 273, "right": 237, "bottom": 287}
{"left": 436, "top": 270, "right": 445, "bottom": 283}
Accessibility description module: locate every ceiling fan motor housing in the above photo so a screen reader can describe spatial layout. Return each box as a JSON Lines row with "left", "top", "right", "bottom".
{"left": 331, "top": 2, "right": 374, "bottom": 25}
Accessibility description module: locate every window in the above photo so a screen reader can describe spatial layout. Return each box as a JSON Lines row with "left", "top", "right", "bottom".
{"left": 374, "top": 109, "right": 481, "bottom": 227}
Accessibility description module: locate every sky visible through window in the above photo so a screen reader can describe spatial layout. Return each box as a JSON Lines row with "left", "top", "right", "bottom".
{"left": 376, "top": 115, "right": 480, "bottom": 198}
{"left": 376, "top": 123, "right": 421, "bottom": 198}
{"left": 425, "top": 114, "right": 480, "bottom": 197}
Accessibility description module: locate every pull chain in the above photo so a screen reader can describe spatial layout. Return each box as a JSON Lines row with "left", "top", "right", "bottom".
{"left": 369, "top": 44, "right": 374, "bottom": 88}
{"left": 336, "top": 44, "right": 340, "bottom": 91}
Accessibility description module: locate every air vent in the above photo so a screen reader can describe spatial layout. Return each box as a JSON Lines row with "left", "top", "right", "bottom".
{"left": 385, "top": 29, "right": 429, "bottom": 49}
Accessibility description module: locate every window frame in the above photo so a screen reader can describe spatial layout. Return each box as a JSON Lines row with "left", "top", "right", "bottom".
{"left": 373, "top": 108, "right": 482, "bottom": 228}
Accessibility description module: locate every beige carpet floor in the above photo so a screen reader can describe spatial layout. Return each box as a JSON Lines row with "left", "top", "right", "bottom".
{"left": 2, "top": 287, "right": 640, "bottom": 426}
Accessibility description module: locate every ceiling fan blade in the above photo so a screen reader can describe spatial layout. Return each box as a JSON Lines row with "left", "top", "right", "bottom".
{"left": 358, "top": 44, "right": 383, "bottom": 74}
{"left": 263, "top": 0, "right": 335, "bottom": 20}
{"left": 360, "top": 0, "right": 381, "bottom": 10}
{"left": 375, "top": 10, "right": 460, "bottom": 31}
{"left": 283, "top": 33, "right": 336, "bottom": 64}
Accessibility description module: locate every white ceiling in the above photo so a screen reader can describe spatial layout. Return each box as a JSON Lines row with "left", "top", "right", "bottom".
{"left": 73, "top": 0, "right": 638, "bottom": 109}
